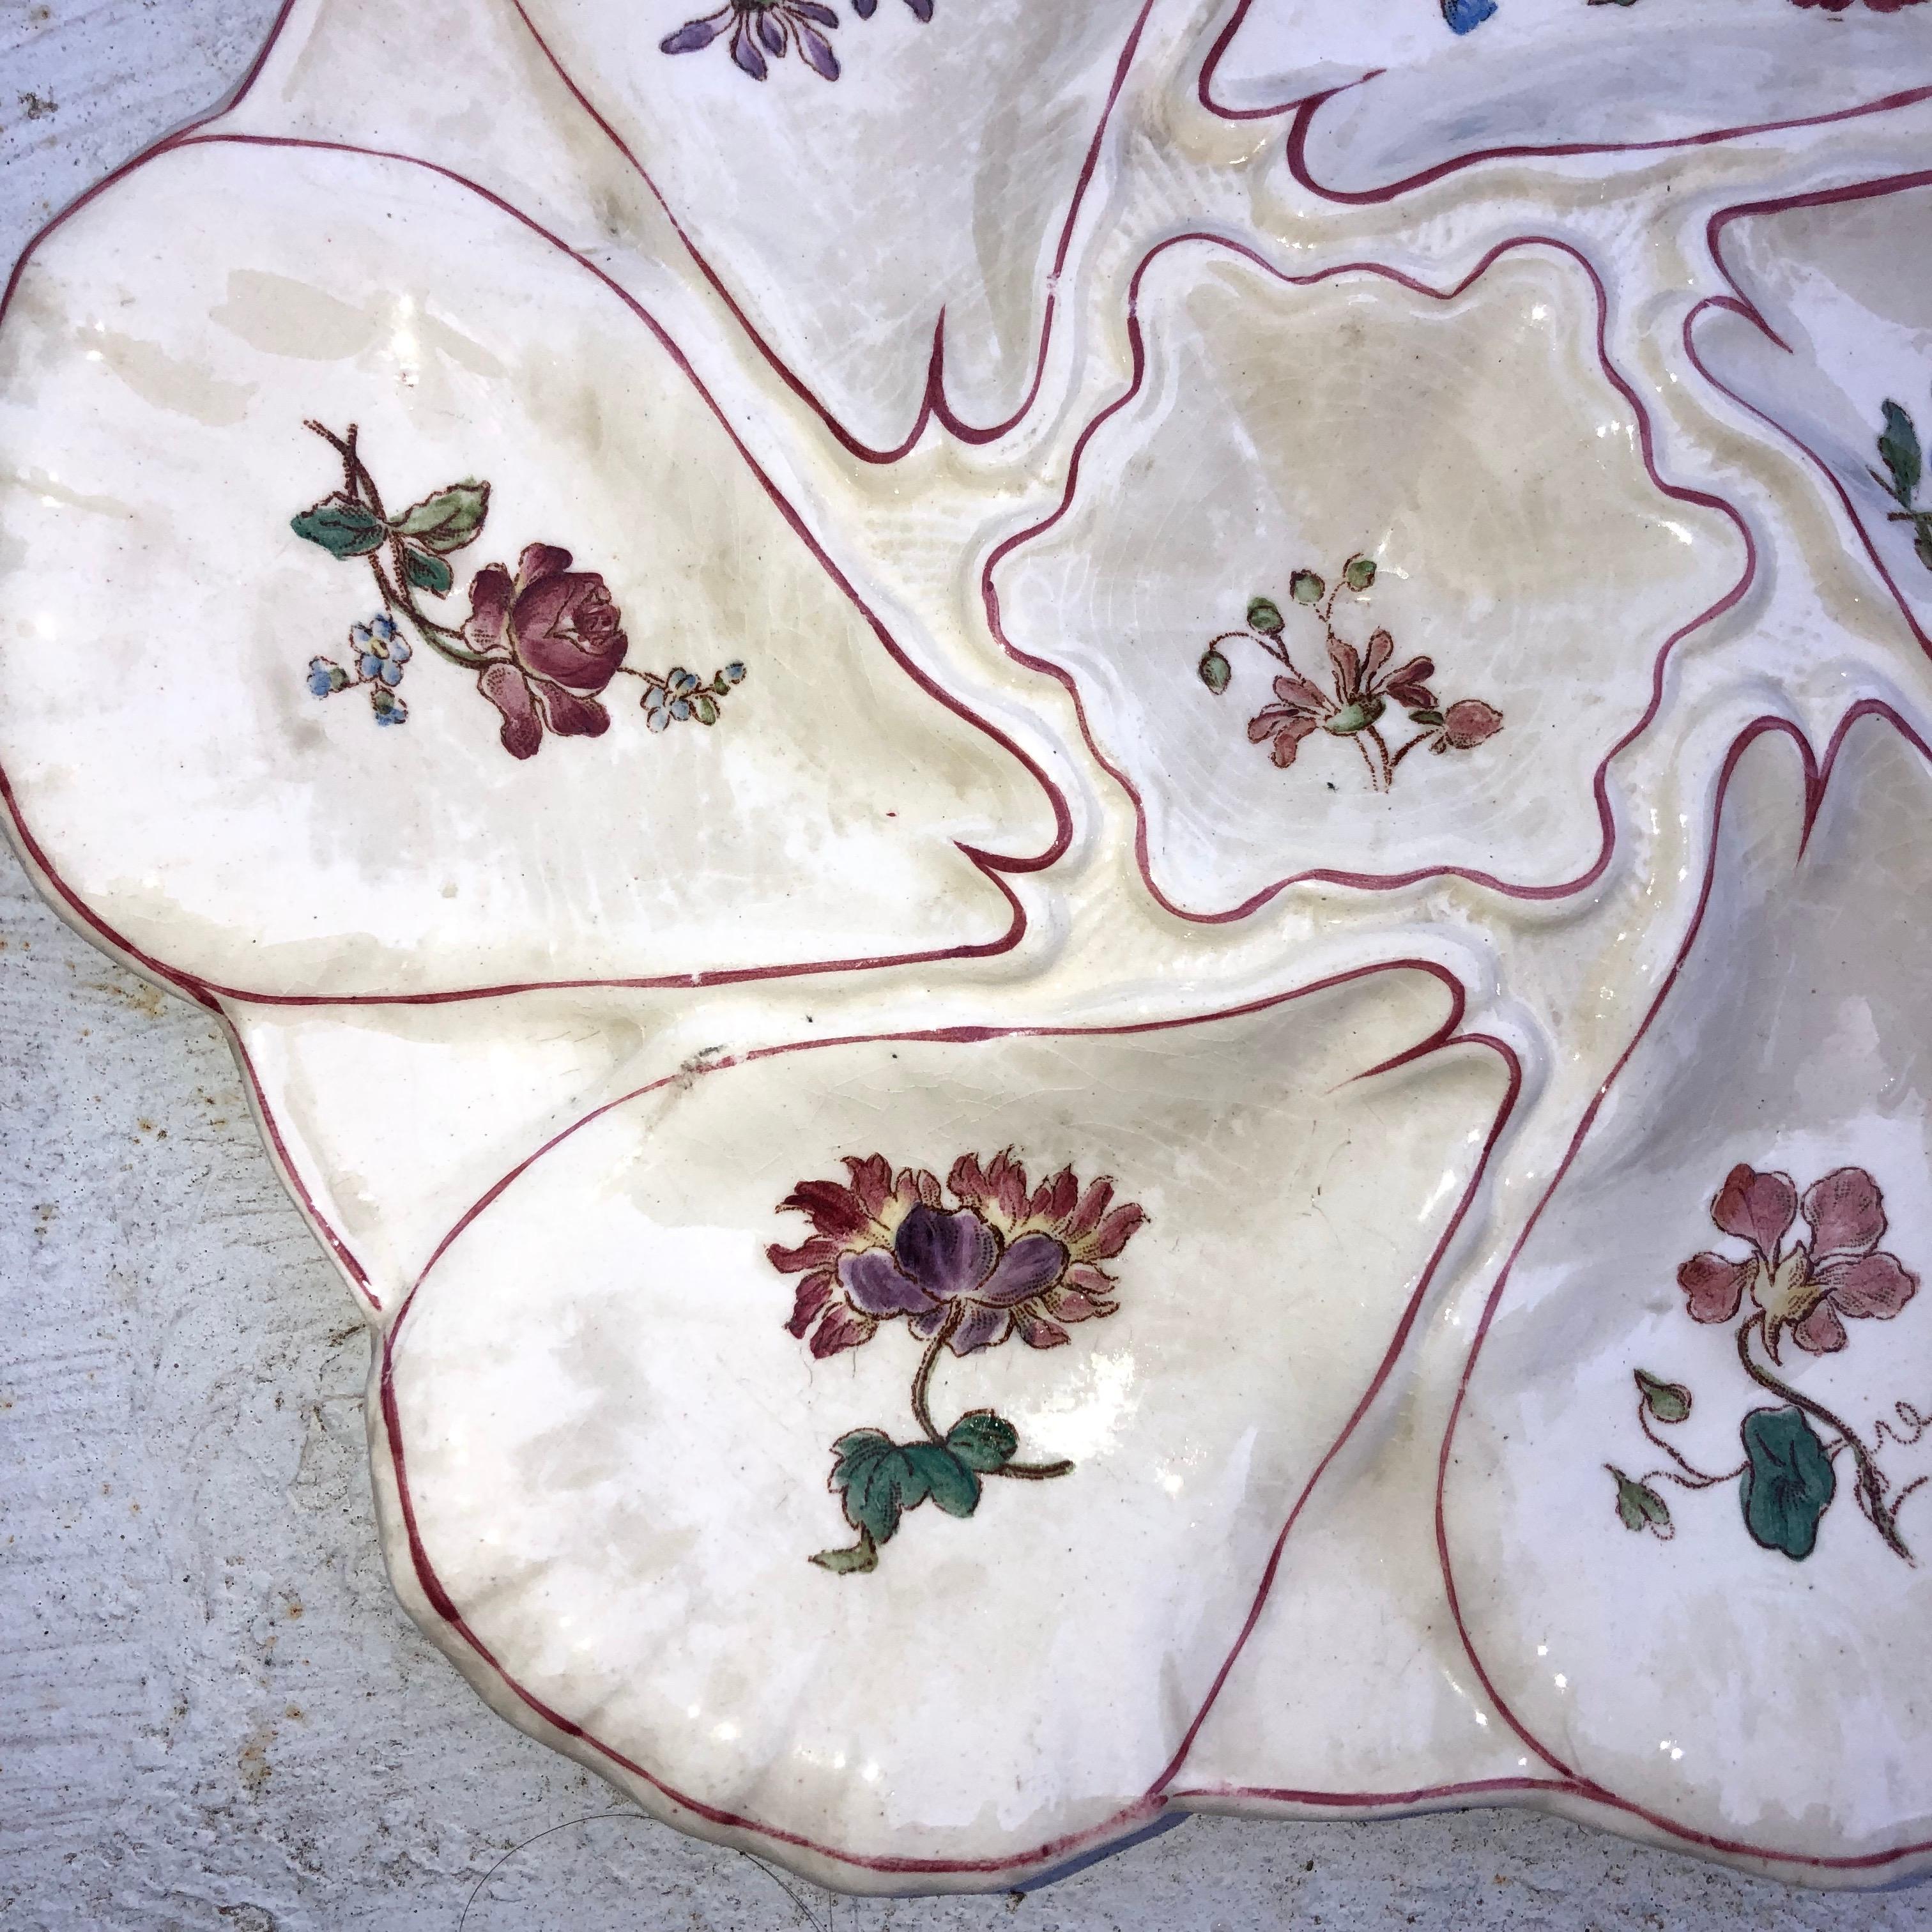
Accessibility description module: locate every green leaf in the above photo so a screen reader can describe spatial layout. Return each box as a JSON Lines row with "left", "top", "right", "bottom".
{"left": 1609, "top": 1468, "right": 1671, "bottom": 1535}
{"left": 903, "top": 1443, "right": 980, "bottom": 1519}
{"left": 828, "top": 1430, "right": 903, "bottom": 1544}
{"left": 1407, "top": 708, "right": 1445, "bottom": 728}
{"left": 1199, "top": 647, "right": 1232, "bottom": 694}
{"left": 1916, "top": 520, "right": 1932, "bottom": 576}
{"left": 1246, "top": 596, "right": 1285, "bottom": 636}
{"left": 1289, "top": 569, "right": 1324, "bottom": 606}
{"left": 1634, "top": 1368, "right": 1691, "bottom": 1425}
{"left": 402, "top": 545, "right": 454, "bottom": 597}
{"left": 1739, "top": 1406, "right": 1836, "bottom": 1560}
{"left": 693, "top": 694, "right": 719, "bottom": 726}
{"left": 291, "top": 495, "right": 385, "bottom": 559}
{"left": 945, "top": 1409, "right": 1019, "bottom": 1474}
{"left": 392, "top": 480, "right": 490, "bottom": 552}
{"left": 1344, "top": 556, "right": 1377, "bottom": 592}
{"left": 809, "top": 1531, "right": 878, "bottom": 1574}
{"left": 1878, "top": 400, "right": 1922, "bottom": 508}
{"left": 1321, "top": 695, "right": 1386, "bottom": 736}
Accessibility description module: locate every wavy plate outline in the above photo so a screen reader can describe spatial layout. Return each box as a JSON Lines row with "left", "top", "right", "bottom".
{"left": 1190, "top": 0, "right": 1932, "bottom": 202}
{"left": 508, "top": 0, "right": 1158, "bottom": 465}
{"left": 981, "top": 227, "right": 1756, "bottom": 926}
{"left": 372, "top": 961, "right": 1521, "bottom": 1887}
{"left": 1686, "top": 165, "right": 1932, "bottom": 665}
{"left": 0, "top": 123, "right": 1074, "bottom": 1009}
{"left": 1433, "top": 699, "right": 1932, "bottom": 1878}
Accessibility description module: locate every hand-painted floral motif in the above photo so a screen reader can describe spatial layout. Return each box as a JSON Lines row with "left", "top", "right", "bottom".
{"left": 291, "top": 422, "right": 746, "bottom": 758}
{"left": 1871, "top": 394, "right": 1932, "bottom": 576}
{"left": 660, "top": 0, "right": 934, "bottom": 84}
{"left": 1606, "top": 1163, "right": 1924, "bottom": 1562}
{"left": 1196, "top": 554, "right": 1502, "bottom": 792}
{"left": 769, "top": 1151, "right": 1145, "bottom": 1572}
{"left": 1497, "top": 0, "right": 1924, "bottom": 31}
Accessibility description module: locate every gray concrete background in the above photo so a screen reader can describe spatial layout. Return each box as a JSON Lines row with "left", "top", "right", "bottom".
{"left": 4, "top": 4, "right": 1932, "bottom": 1925}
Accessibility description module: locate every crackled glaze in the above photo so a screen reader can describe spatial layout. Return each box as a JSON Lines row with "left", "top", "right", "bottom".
{"left": 6, "top": 0, "right": 1932, "bottom": 1899}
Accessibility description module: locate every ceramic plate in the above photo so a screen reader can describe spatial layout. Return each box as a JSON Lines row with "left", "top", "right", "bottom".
{"left": 5, "top": 0, "right": 1932, "bottom": 1896}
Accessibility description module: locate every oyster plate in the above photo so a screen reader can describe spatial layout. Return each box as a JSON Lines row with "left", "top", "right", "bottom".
{"left": 4, "top": 0, "right": 1932, "bottom": 1898}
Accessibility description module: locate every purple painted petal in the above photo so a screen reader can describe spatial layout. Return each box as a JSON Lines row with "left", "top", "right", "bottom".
{"left": 1678, "top": 1251, "right": 1749, "bottom": 1324}
{"left": 756, "top": 10, "right": 786, "bottom": 54}
{"left": 661, "top": 15, "right": 724, "bottom": 52}
{"left": 1818, "top": 1250, "right": 1919, "bottom": 1320}
{"left": 732, "top": 19, "right": 769, "bottom": 75}
{"left": 894, "top": 1204, "right": 998, "bottom": 1299}
{"left": 976, "top": 1233, "right": 1069, "bottom": 1307}
{"left": 1802, "top": 1167, "right": 1887, "bottom": 1261}
{"left": 948, "top": 1303, "right": 1011, "bottom": 1356}
{"left": 853, "top": 0, "right": 876, "bottom": 14}
{"left": 903, "top": 0, "right": 934, "bottom": 18}
{"left": 796, "top": 19, "right": 840, "bottom": 77}
{"left": 795, "top": 1, "right": 838, "bottom": 22}
{"left": 1712, "top": 1165, "right": 1797, "bottom": 1260}
{"left": 838, "top": 1246, "right": 939, "bottom": 1318}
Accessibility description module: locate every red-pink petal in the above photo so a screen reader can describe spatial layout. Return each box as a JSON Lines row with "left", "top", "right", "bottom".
{"left": 533, "top": 681, "right": 610, "bottom": 739}
{"left": 1328, "top": 636, "right": 1360, "bottom": 699}
{"left": 785, "top": 1269, "right": 836, "bottom": 1337}
{"left": 843, "top": 1153, "right": 894, "bottom": 1220}
{"left": 767, "top": 1235, "right": 841, "bottom": 1275}
{"left": 809, "top": 1304, "right": 876, "bottom": 1358}
{"left": 1790, "top": 1299, "right": 1848, "bottom": 1354}
{"left": 947, "top": 1153, "right": 991, "bottom": 1211}
{"left": 1441, "top": 699, "right": 1503, "bottom": 749}
{"left": 1818, "top": 1250, "right": 1919, "bottom": 1320}
{"left": 1042, "top": 1287, "right": 1110, "bottom": 1323}
{"left": 1712, "top": 1164, "right": 1797, "bottom": 1258}
{"left": 477, "top": 662, "right": 542, "bottom": 760}
{"left": 516, "top": 542, "right": 572, "bottom": 585}
{"left": 1015, "top": 1312, "right": 1070, "bottom": 1349}
{"left": 1802, "top": 1167, "right": 1887, "bottom": 1259}
{"left": 1031, "top": 1165, "right": 1078, "bottom": 1226}
{"left": 1066, "top": 1177, "right": 1114, "bottom": 1241}
{"left": 1089, "top": 1202, "right": 1146, "bottom": 1260}
{"left": 1362, "top": 628, "right": 1393, "bottom": 684}
{"left": 1678, "top": 1251, "right": 1749, "bottom": 1323}
{"left": 779, "top": 1179, "right": 871, "bottom": 1241}
{"left": 463, "top": 562, "right": 514, "bottom": 654}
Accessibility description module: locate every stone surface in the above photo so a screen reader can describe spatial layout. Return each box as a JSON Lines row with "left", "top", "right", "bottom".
{"left": 5, "top": 2, "right": 1932, "bottom": 1925}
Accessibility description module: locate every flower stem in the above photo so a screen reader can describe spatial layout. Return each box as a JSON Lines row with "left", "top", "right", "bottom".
{"left": 910, "top": 1306, "right": 962, "bottom": 1445}
{"left": 1736, "top": 1316, "right": 1912, "bottom": 1560}
{"left": 304, "top": 418, "right": 492, "bottom": 673}
{"left": 908, "top": 1306, "right": 1073, "bottom": 1480}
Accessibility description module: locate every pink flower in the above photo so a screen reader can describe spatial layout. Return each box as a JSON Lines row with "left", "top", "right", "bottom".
{"left": 769, "top": 1150, "right": 1145, "bottom": 1359}
{"left": 1677, "top": 1163, "right": 1919, "bottom": 1360}
{"left": 462, "top": 544, "right": 629, "bottom": 760}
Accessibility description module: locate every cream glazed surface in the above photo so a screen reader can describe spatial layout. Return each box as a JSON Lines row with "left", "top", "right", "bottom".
{"left": 4, "top": 0, "right": 1932, "bottom": 1896}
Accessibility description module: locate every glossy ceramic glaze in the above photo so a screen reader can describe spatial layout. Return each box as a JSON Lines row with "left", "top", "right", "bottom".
{"left": 3, "top": 0, "right": 1932, "bottom": 1897}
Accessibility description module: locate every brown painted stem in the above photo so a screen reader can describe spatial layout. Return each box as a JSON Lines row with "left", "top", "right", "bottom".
{"left": 1736, "top": 1316, "right": 1911, "bottom": 1561}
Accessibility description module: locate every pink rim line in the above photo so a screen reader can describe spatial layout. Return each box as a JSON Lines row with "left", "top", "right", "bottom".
{"left": 981, "top": 227, "right": 1757, "bottom": 926}
{"left": 0, "top": 126, "right": 1075, "bottom": 1011}
{"left": 509, "top": 0, "right": 1156, "bottom": 466}
{"left": 1190, "top": 0, "right": 1932, "bottom": 200}
{"left": 1433, "top": 697, "right": 1932, "bottom": 1874}
{"left": 378, "top": 956, "right": 1521, "bottom": 1880}
{"left": 1685, "top": 165, "right": 1932, "bottom": 664}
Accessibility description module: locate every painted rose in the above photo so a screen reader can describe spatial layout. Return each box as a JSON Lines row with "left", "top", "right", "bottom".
{"left": 770, "top": 1150, "right": 1144, "bottom": 1358}
{"left": 1678, "top": 1163, "right": 1919, "bottom": 1359}
{"left": 463, "top": 544, "right": 629, "bottom": 760}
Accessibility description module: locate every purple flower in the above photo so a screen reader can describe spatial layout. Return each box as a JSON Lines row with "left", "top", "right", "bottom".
{"left": 839, "top": 1206, "right": 1072, "bottom": 1357}
{"left": 660, "top": 1, "right": 842, "bottom": 81}
{"left": 770, "top": 1151, "right": 1144, "bottom": 1358}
